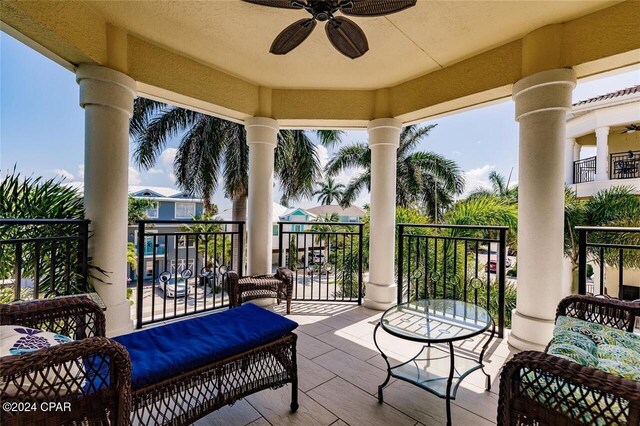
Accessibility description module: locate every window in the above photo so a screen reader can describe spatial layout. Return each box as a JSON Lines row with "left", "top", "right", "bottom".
{"left": 145, "top": 261, "right": 154, "bottom": 278}
{"left": 273, "top": 224, "right": 279, "bottom": 236}
{"left": 145, "top": 202, "right": 159, "bottom": 218}
{"left": 175, "top": 202, "right": 196, "bottom": 218}
{"left": 175, "top": 235, "right": 196, "bottom": 249}
{"left": 170, "top": 259, "right": 194, "bottom": 274}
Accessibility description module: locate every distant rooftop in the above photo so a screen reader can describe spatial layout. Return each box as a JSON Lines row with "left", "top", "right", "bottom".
{"left": 65, "top": 183, "right": 202, "bottom": 201}
{"left": 306, "top": 205, "right": 367, "bottom": 218}
{"left": 573, "top": 85, "right": 640, "bottom": 107}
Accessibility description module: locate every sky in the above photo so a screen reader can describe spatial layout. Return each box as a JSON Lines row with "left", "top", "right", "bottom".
{"left": 1, "top": 30, "right": 639, "bottom": 213}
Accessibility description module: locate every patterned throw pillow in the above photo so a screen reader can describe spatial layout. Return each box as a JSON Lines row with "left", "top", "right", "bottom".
{"left": 0, "top": 325, "right": 81, "bottom": 397}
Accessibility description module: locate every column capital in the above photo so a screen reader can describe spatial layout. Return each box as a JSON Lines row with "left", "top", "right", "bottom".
{"left": 245, "top": 117, "right": 279, "bottom": 147}
{"left": 512, "top": 68, "right": 576, "bottom": 122}
{"left": 595, "top": 126, "right": 610, "bottom": 137}
{"left": 76, "top": 64, "right": 136, "bottom": 116}
{"left": 368, "top": 118, "right": 402, "bottom": 148}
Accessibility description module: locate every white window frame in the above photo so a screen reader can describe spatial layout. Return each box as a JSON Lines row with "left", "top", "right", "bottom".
{"left": 145, "top": 202, "right": 159, "bottom": 218}
{"left": 175, "top": 202, "right": 196, "bottom": 219}
{"left": 175, "top": 234, "right": 196, "bottom": 249}
{"left": 145, "top": 260, "right": 154, "bottom": 278}
{"left": 170, "top": 259, "right": 195, "bottom": 274}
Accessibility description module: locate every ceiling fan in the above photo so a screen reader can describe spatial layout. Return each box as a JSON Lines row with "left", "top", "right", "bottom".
{"left": 622, "top": 124, "right": 639, "bottom": 134}
{"left": 242, "top": 0, "right": 417, "bottom": 59}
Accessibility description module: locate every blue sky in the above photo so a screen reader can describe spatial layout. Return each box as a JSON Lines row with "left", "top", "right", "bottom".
{"left": 1, "top": 31, "right": 639, "bottom": 211}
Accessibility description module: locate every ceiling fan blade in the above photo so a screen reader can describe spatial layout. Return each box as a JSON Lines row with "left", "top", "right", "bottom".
{"left": 325, "top": 17, "right": 368, "bottom": 59}
{"left": 270, "top": 19, "right": 317, "bottom": 55}
{"left": 242, "top": 0, "right": 304, "bottom": 10}
{"left": 339, "top": 0, "right": 417, "bottom": 17}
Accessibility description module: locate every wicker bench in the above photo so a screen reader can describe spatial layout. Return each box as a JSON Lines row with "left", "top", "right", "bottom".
{"left": 1, "top": 295, "right": 298, "bottom": 426}
{"left": 228, "top": 268, "right": 294, "bottom": 314}
{"left": 498, "top": 295, "right": 640, "bottom": 425}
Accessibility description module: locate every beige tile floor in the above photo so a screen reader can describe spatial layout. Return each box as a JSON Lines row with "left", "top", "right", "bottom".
{"left": 195, "top": 302, "right": 519, "bottom": 426}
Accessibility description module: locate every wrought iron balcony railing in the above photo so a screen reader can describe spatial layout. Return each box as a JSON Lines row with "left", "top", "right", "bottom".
{"left": 610, "top": 150, "right": 640, "bottom": 180}
{"left": 573, "top": 156, "right": 596, "bottom": 184}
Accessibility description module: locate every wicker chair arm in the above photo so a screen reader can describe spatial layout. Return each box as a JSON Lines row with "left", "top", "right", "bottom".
{"left": 1, "top": 337, "right": 132, "bottom": 425}
{"left": 226, "top": 271, "right": 240, "bottom": 307}
{"left": 0, "top": 295, "right": 106, "bottom": 338}
{"left": 556, "top": 295, "right": 640, "bottom": 332}
{"left": 498, "top": 351, "right": 640, "bottom": 425}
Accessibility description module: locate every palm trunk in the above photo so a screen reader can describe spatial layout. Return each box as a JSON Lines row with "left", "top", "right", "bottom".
{"left": 231, "top": 194, "right": 247, "bottom": 275}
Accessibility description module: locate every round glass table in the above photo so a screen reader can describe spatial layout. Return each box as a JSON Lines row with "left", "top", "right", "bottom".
{"left": 373, "top": 299, "right": 495, "bottom": 426}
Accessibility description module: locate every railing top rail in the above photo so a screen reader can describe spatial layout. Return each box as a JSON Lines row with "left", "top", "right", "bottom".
{"left": 278, "top": 221, "right": 363, "bottom": 226}
{"left": 574, "top": 156, "right": 597, "bottom": 164}
{"left": 397, "top": 223, "right": 509, "bottom": 230}
{"left": 137, "top": 219, "right": 245, "bottom": 225}
{"left": 575, "top": 226, "right": 640, "bottom": 233}
{"left": 0, "top": 218, "right": 89, "bottom": 225}
{"left": 611, "top": 149, "right": 640, "bottom": 155}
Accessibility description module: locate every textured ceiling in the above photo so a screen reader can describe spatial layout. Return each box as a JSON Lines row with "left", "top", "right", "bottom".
{"left": 86, "top": 0, "right": 620, "bottom": 90}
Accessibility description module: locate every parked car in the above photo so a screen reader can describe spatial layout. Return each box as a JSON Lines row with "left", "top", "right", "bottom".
{"left": 485, "top": 261, "right": 497, "bottom": 273}
{"left": 157, "top": 277, "right": 190, "bottom": 298}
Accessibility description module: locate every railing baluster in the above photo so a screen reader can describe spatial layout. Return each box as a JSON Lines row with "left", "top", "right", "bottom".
{"left": 136, "top": 222, "right": 145, "bottom": 329}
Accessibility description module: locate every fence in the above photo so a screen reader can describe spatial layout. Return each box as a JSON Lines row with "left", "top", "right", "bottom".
{"left": 0, "top": 218, "right": 89, "bottom": 302}
{"left": 577, "top": 226, "right": 640, "bottom": 300}
{"left": 610, "top": 150, "right": 640, "bottom": 180}
{"left": 573, "top": 156, "right": 596, "bottom": 184}
{"left": 277, "top": 221, "right": 364, "bottom": 303}
{"left": 135, "top": 220, "right": 245, "bottom": 328}
{"left": 396, "top": 223, "right": 509, "bottom": 337}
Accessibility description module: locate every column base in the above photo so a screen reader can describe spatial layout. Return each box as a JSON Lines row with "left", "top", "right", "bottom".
{"left": 508, "top": 309, "right": 555, "bottom": 351}
{"left": 363, "top": 282, "right": 396, "bottom": 311}
{"left": 105, "top": 299, "right": 134, "bottom": 337}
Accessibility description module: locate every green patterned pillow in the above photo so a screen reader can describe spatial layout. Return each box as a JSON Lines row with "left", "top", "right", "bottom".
{"left": 550, "top": 330, "right": 597, "bottom": 354}
{"left": 597, "top": 359, "right": 640, "bottom": 381}
{"left": 597, "top": 345, "right": 640, "bottom": 368}
{"left": 596, "top": 328, "right": 640, "bottom": 352}
{"left": 555, "top": 316, "right": 608, "bottom": 345}
{"left": 547, "top": 343, "right": 598, "bottom": 367}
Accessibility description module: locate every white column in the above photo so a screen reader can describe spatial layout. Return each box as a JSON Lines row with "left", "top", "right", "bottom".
{"left": 364, "top": 118, "right": 402, "bottom": 310}
{"left": 245, "top": 117, "right": 279, "bottom": 275}
{"left": 564, "top": 138, "right": 577, "bottom": 184}
{"left": 595, "top": 126, "right": 610, "bottom": 181}
{"left": 510, "top": 68, "right": 576, "bottom": 351}
{"left": 77, "top": 64, "right": 136, "bottom": 336}
{"left": 573, "top": 142, "right": 581, "bottom": 163}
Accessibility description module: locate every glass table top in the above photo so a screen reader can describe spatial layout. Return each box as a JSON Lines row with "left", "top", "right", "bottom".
{"left": 380, "top": 299, "right": 492, "bottom": 343}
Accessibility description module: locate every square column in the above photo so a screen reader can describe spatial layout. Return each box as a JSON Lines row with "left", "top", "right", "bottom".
{"left": 77, "top": 64, "right": 136, "bottom": 336}
{"left": 595, "top": 126, "right": 610, "bottom": 181}
{"left": 245, "top": 117, "right": 279, "bottom": 275}
{"left": 364, "top": 118, "right": 402, "bottom": 310}
{"left": 510, "top": 68, "right": 576, "bottom": 351}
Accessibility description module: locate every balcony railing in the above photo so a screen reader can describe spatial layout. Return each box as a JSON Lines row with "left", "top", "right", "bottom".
{"left": 0, "top": 218, "right": 90, "bottom": 302}
{"left": 135, "top": 220, "right": 245, "bottom": 328}
{"left": 396, "top": 223, "right": 509, "bottom": 337}
{"left": 573, "top": 156, "right": 596, "bottom": 184}
{"left": 577, "top": 226, "right": 640, "bottom": 300}
{"left": 610, "top": 150, "right": 640, "bottom": 180}
{"left": 276, "top": 221, "right": 364, "bottom": 303}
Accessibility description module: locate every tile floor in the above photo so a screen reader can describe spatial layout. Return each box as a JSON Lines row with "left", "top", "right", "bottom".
{"left": 194, "top": 302, "right": 519, "bottom": 426}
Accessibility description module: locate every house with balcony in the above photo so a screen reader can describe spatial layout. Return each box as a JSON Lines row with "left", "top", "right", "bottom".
{"left": 1, "top": 1, "right": 639, "bottom": 426}
{"left": 126, "top": 186, "right": 205, "bottom": 281}
{"left": 566, "top": 85, "right": 640, "bottom": 197}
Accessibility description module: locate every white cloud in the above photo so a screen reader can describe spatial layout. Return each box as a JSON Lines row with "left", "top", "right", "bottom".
{"left": 315, "top": 145, "right": 329, "bottom": 172}
{"left": 53, "top": 168, "right": 74, "bottom": 181}
{"left": 128, "top": 166, "right": 142, "bottom": 185}
{"left": 159, "top": 148, "right": 177, "bottom": 169}
{"left": 77, "top": 164, "right": 84, "bottom": 180}
{"left": 462, "top": 164, "right": 496, "bottom": 196}
{"left": 147, "top": 167, "right": 164, "bottom": 175}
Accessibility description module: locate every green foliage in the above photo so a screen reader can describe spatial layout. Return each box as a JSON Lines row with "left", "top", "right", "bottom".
{"left": 507, "top": 262, "right": 517, "bottom": 277}
{"left": 313, "top": 178, "right": 345, "bottom": 205}
{"left": 0, "top": 169, "right": 90, "bottom": 298}
{"left": 325, "top": 124, "right": 464, "bottom": 215}
{"left": 586, "top": 264, "right": 594, "bottom": 278}
{"left": 181, "top": 212, "right": 231, "bottom": 268}
{"left": 128, "top": 196, "right": 151, "bottom": 225}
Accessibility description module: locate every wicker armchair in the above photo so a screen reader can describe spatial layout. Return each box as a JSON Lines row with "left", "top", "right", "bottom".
{"left": 0, "top": 295, "right": 131, "bottom": 426}
{"left": 498, "top": 295, "right": 640, "bottom": 425}
{"left": 227, "top": 267, "right": 294, "bottom": 314}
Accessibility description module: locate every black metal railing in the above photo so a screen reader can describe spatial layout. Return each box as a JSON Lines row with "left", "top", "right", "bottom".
{"left": 135, "top": 220, "right": 245, "bottom": 328}
{"left": 610, "top": 150, "right": 640, "bottom": 180}
{"left": 277, "top": 221, "right": 364, "bottom": 303}
{"left": 0, "top": 218, "right": 90, "bottom": 302}
{"left": 577, "top": 226, "right": 640, "bottom": 300}
{"left": 573, "top": 156, "right": 596, "bottom": 184}
{"left": 397, "top": 224, "right": 509, "bottom": 337}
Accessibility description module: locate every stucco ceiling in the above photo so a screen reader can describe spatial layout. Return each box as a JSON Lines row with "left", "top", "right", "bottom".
{"left": 86, "top": 0, "right": 620, "bottom": 90}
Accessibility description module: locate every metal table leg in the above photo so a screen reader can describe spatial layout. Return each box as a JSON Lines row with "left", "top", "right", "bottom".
{"left": 373, "top": 322, "right": 391, "bottom": 403}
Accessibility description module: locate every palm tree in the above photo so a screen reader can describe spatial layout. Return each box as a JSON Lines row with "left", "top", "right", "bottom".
{"left": 325, "top": 124, "right": 464, "bottom": 218}
{"left": 467, "top": 170, "right": 517, "bottom": 203}
{"left": 313, "top": 178, "right": 345, "bottom": 205}
{"left": 130, "top": 98, "right": 344, "bottom": 222}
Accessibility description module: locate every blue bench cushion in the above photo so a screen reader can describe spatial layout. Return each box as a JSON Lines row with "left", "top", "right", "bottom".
{"left": 113, "top": 304, "right": 297, "bottom": 389}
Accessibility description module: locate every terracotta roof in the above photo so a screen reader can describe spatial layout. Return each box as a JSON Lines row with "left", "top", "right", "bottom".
{"left": 573, "top": 85, "right": 640, "bottom": 106}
